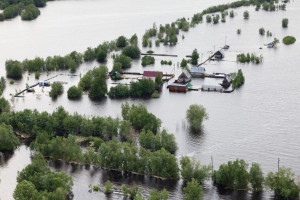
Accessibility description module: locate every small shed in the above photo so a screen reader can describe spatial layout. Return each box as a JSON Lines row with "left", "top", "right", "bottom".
{"left": 191, "top": 66, "right": 206, "bottom": 77}
{"left": 214, "top": 50, "right": 225, "bottom": 59}
{"left": 177, "top": 69, "right": 191, "bottom": 83}
{"left": 168, "top": 83, "right": 188, "bottom": 93}
{"left": 110, "top": 71, "right": 122, "bottom": 80}
{"left": 220, "top": 75, "right": 232, "bottom": 89}
{"left": 201, "top": 85, "right": 223, "bottom": 92}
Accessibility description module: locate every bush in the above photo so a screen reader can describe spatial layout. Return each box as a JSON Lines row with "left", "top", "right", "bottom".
{"left": 83, "top": 47, "right": 96, "bottom": 61}
{"left": 232, "top": 69, "right": 245, "bottom": 89}
{"left": 10, "top": 80, "right": 14, "bottom": 84}
{"left": 229, "top": 10, "right": 234, "bottom": 17}
{"left": 243, "top": 10, "right": 249, "bottom": 19}
{"left": 67, "top": 86, "right": 83, "bottom": 99}
{"left": 93, "top": 185, "right": 100, "bottom": 191}
{"left": 108, "top": 84, "right": 130, "bottom": 98}
{"left": 206, "top": 15, "right": 212, "bottom": 23}
{"left": 183, "top": 179, "right": 203, "bottom": 200}
{"left": 0, "top": 123, "right": 20, "bottom": 151}
{"left": 21, "top": 4, "right": 40, "bottom": 20}
{"left": 141, "top": 56, "right": 155, "bottom": 66}
{"left": 181, "top": 59, "right": 188, "bottom": 67}
{"left": 191, "top": 49, "right": 199, "bottom": 65}
{"left": 49, "top": 82, "right": 64, "bottom": 99}
{"left": 130, "top": 78, "right": 155, "bottom": 98}
{"left": 116, "top": 36, "right": 128, "bottom": 48}
{"left": 265, "top": 167, "right": 299, "bottom": 199}
{"left": 35, "top": 71, "right": 40, "bottom": 79}
{"left": 104, "top": 180, "right": 113, "bottom": 194}
{"left": 259, "top": 28, "right": 265, "bottom": 35}
{"left": 150, "top": 189, "right": 168, "bottom": 200}
{"left": 114, "top": 54, "right": 132, "bottom": 69}
{"left": 282, "top": 36, "right": 296, "bottom": 45}
{"left": 282, "top": 18, "right": 288, "bottom": 28}
{"left": 186, "top": 104, "right": 208, "bottom": 132}
{"left": 249, "top": 163, "right": 264, "bottom": 191}
{"left": 237, "top": 29, "right": 241, "bottom": 34}
{"left": 122, "top": 46, "right": 141, "bottom": 59}
{"left": 93, "top": 138, "right": 104, "bottom": 149}
{"left": 5, "top": 60, "right": 23, "bottom": 79}
{"left": 237, "top": 53, "right": 261, "bottom": 64}
{"left": 3, "top": 5, "right": 20, "bottom": 19}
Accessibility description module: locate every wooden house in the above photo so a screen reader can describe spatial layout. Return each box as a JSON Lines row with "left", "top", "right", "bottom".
{"left": 177, "top": 69, "right": 191, "bottom": 83}
{"left": 168, "top": 83, "right": 188, "bottom": 92}
{"left": 214, "top": 50, "right": 225, "bottom": 59}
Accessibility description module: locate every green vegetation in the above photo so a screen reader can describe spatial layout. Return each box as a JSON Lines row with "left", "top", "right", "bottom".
{"left": 237, "top": 53, "right": 261, "bottom": 64}
{"left": 151, "top": 90, "right": 160, "bottom": 98}
{"left": 191, "top": 49, "right": 199, "bottom": 65}
{"left": 259, "top": 28, "right": 265, "bottom": 35}
{"left": 243, "top": 10, "right": 249, "bottom": 19}
{"left": 122, "top": 185, "right": 142, "bottom": 199}
{"left": 122, "top": 45, "right": 141, "bottom": 59}
{"left": 67, "top": 86, "right": 83, "bottom": 99}
{"left": 14, "top": 153, "right": 73, "bottom": 200}
{"left": 49, "top": 82, "right": 64, "bottom": 99}
{"left": 104, "top": 180, "right": 113, "bottom": 194}
{"left": 282, "top": 36, "right": 296, "bottom": 45}
{"left": 0, "top": 123, "right": 20, "bottom": 151}
{"left": 186, "top": 104, "right": 208, "bottom": 132}
{"left": 213, "top": 14, "right": 220, "bottom": 24}
{"left": 249, "top": 163, "right": 264, "bottom": 191}
{"left": 139, "top": 129, "right": 177, "bottom": 153}
{"left": 21, "top": 4, "right": 40, "bottom": 20}
{"left": 108, "top": 84, "right": 130, "bottom": 98}
{"left": 35, "top": 71, "right": 40, "bottom": 79}
{"left": 229, "top": 10, "right": 234, "bottom": 17}
{"left": 142, "top": 56, "right": 155, "bottom": 66}
{"left": 10, "top": 80, "right": 14, "bottom": 84}
{"left": 116, "top": 35, "right": 128, "bottom": 48}
{"left": 183, "top": 179, "right": 203, "bottom": 200}
{"left": 206, "top": 15, "right": 212, "bottom": 23}
{"left": 114, "top": 54, "right": 132, "bottom": 69}
{"left": 176, "top": 18, "right": 190, "bottom": 31}
{"left": 265, "top": 167, "right": 299, "bottom": 199}
{"left": 160, "top": 60, "right": 172, "bottom": 65}
{"left": 150, "top": 189, "right": 168, "bottom": 200}
{"left": 180, "top": 156, "right": 211, "bottom": 183}
{"left": 78, "top": 66, "right": 108, "bottom": 100}
{"left": 155, "top": 72, "right": 163, "bottom": 89}
{"left": 232, "top": 69, "right": 245, "bottom": 89}
{"left": 237, "top": 29, "right": 241, "bottom": 34}
{"left": 5, "top": 60, "right": 23, "bottom": 79}
{"left": 181, "top": 59, "right": 188, "bottom": 67}
{"left": 282, "top": 18, "right": 288, "bottom": 28}
{"left": 130, "top": 78, "right": 155, "bottom": 98}
{"left": 0, "top": 77, "right": 6, "bottom": 96}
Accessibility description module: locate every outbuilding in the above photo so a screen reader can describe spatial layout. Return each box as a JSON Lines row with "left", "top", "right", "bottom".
{"left": 177, "top": 69, "right": 191, "bottom": 83}
{"left": 214, "top": 50, "right": 225, "bottom": 59}
{"left": 168, "top": 83, "right": 188, "bottom": 92}
{"left": 190, "top": 66, "right": 206, "bottom": 77}
{"left": 201, "top": 85, "right": 223, "bottom": 92}
{"left": 143, "top": 71, "right": 163, "bottom": 81}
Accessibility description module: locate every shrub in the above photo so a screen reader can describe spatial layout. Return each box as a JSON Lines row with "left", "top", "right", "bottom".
{"left": 5, "top": 60, "right": 23, "bottom": 79}
{"left": 151, "top": 90, "right": 160, "bottom": 98}
{"left": 67, "top": 86, "right": 83, "bottom": 99}
{"left": 282, "top": 36, "right": 296, "bottom": 45}
{"left": 114, "top": 54, "right": 132, "bottom": 69}
{"left": 49, "top": 82, "right": 64, "bottom": 99}
{"left": 122, "top": 46, "right": 141, "bottom": 59}
{"left": 232, "top": 69, "right": 245, "bottom": 89}
{"left": 21, "top": 4, "right": 40, "bottom": 20}
{"left": 230, "top": 10, "right": 234, "bottom": 17}
{"left": 181, "top": 59, "right": 188, "bottom": 67}
{"left": 83, "top": 47, "right": 96, "bottom": 61}
{"left": 0, "top": 123, "right": 20, "bottom": 151}
{"left": 129, "top": 78, "right": 155, "bottom": 98}
{"left": 243, "top": 10, "right": 249, "bottom": 19}
{"left": 191, "top": 49, "right": 199, "bottom": 65}
{"left": 237, "top": 29, "right": 241, "bottom": 34}
{"left": 249, "top": 163, "right": 264, "bottom": 191}
{"left": 282, "top": 18, "right": 288, "bottom": 28}
{"left": 108, "top": 84, "right": 130, "bottom": 98}
{"left": 141, "top": 56, "right": 155, "bottom": 66}
{"left": 259, "top": 28, "right": 265, "bottom": 35}
{"left": 93, "top": 185, "right": 100, "bottom": 191}
{"left": 10, "top": 80, "right": 14, "bottom": 84}
{"left": 183, "top": 179, "right": 203, "bottom": 200}
{"left": 104, "top": 180, "right": 113, "bottom": 194}
{"left": 186, "top": 104, "right": 208, "bottom": 132}
{"left": 116, "top": 36, "right": 128, "bottom": 48}
{"left": 206, "top": 15, "right": 212, "bottom": 23}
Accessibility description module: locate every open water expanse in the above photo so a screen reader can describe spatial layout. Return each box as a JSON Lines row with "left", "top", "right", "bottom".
{"left": 0, "top": 0, "right": 300, "bottom": 199}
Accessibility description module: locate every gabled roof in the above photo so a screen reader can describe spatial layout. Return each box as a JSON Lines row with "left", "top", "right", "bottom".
{"left": 179, "top": 69, "right": 191, "bottom": 79}
{"left": 143, "top": 71, "right": 163, "bottom": 77}
{"left": 191, "top": 66, "right": 205, "bottom": 73}
{"left": 215, "top": 50, "right": 225, "bottom": 57}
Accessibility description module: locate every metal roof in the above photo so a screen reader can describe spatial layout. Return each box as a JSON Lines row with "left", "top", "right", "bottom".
{"left": 143, "top": 71, "right": 163, "bottom": 77}
{"left": 191, "top": 66, "right": 205, "bottom": 73}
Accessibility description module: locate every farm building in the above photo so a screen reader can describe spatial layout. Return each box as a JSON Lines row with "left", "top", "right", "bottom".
{"left": 201, "top": 85, "right": 223, "bottom": 92}
{"left": 143, "top": 71, "right": 163, "bottom": 81}
{"left": 177, "top": 69, "right": 191, "bottom": 83}
{"left": 191, "top": 66, "right": 206, "bottom": 77}
{"left": 220, "top": 75, "right": 233, "bottom": 88}
{"left": 168, "top": 83, "right": 188, "bottom": 92}
{"left": 214, "top": 50, "right": 225, "bottom": 59}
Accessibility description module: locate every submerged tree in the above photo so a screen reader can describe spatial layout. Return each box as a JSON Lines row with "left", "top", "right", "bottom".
{"left": 186, "top": 104, "right": 208, "bottom": 132}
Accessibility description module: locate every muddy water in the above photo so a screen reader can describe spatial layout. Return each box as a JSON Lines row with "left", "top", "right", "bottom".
{"left": 1, "top": 0, "right": 300, "bottom": 199}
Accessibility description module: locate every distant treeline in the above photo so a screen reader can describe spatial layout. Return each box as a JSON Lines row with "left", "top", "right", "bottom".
{"left": 5, "top": 35, "right": 140, "bottom": 79}
{"left": 0, "top": 0, "right": 52, "bottom": 21}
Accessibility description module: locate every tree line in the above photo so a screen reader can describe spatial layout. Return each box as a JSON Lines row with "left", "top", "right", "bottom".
{"left": 0, "top": 0, "right": 49, "bottom": 21}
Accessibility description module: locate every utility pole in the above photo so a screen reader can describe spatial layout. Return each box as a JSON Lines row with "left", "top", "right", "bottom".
{"left": 278, "top": 157, "right": 280, "bottom": 172}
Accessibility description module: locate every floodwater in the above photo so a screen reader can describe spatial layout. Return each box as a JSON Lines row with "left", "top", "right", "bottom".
{"left": 1, "top": 0, "right": 300, "bottom": 199}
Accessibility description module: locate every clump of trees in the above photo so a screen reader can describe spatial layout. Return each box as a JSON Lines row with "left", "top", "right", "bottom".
{"left": 49, "top": 82, "right": 64, "bottom": 99}
{"left": 259, "top": 27, "right": 265, "bottom": 35}
{"left": 282, "top": 18, "right": 288, "bottom": 28}
{"left": 176, "top": 18, "right": 190, "bottom": 31}
{"left": 161, "top": 60, "right": 172, "bottom": 65}
{"left": 237, "top": 29, "right": 241, "bottom": 34}
{"left": 116, "top": 35, "right": 128, "bottom": 48}
{"left": 108, "top": 84, "right": 130, "bottom": 98}
{"left": 139, "top": 129, "right": 177, "bottom": 153}
{"left": 67, "top": 85, "right": 82, "bottom": 99}
{"left": 243, "top": 10, "right": 249, "bottom": 19}
{"left": 21, "top": 4, "right": 40, "bottom": 20}
{"left": 0, "top": 123, "right": 20, "bottom": 151}
{"left": 191, "top": 49, "right": 199, "bottom": 65}
{"left": 183, "top": 179, "right": 203, "bottom": 200}
{"left": 232, "top": 69, "right": 245, "bottom": 89}
{"left": 282, "top": 36, "right": 296, "bottom": 45}
{"left": 237, "top": 53, "right": 261, "bottom": 64}
{"left": 122, "top": 45, "right": 141, "bottom": 59}
{"left": 114, "top": 54, "right": 132, "bottom": 70}
{"left": 14, "top": 153, "right": 73, "bottom": 200}
{"left": 213, "top": 14, "right": 220, "bottom": 24}
{"left": 141, "top": 56, "right": 155, "bottom": 66}
{"left": 0, "top": 77, "right": 6, "bottom": 96}
{"left": 5, "top": 60, "right": 23, "bottom": 79}
{"left": 0, "top": 97, "right": 10, "bottom": 114}
{"left": 186, "top": 104, "right": 208, "bottom": 132}
{"left": 78, "top": 66, "right": 108, "bottom": 100}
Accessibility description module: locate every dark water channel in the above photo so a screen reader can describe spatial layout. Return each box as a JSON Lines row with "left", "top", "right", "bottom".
{"left": 1, "top": 0, "right": 300, "bottom": 199}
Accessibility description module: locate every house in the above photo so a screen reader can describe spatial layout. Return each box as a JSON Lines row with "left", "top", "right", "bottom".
{"left": 220, "top": 75, "right": 232, "bottom": 89}
{"left": 190, "top": 66, "right": 206, "bottom": 77}
{"left": 201, "top": 85, "right": 223, "bottom": 92}
{"left": 143, "top": 71, "right": 163, "bottom": 81}
{"left": 214, "top": 50, "right": 225, "bottom": 59}
{"left": 177, "top": 69, "right": 191, "bottom": 83}
{"left": 168, "top": 83, "right": 188, "bottom": 92}
{"left": 110, "top": 71, "right": 122, "bottom": 80}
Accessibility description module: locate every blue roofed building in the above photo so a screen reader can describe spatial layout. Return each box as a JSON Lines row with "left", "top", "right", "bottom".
{"left": 190, "top": 66, "right": 206, "bottom": 77}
